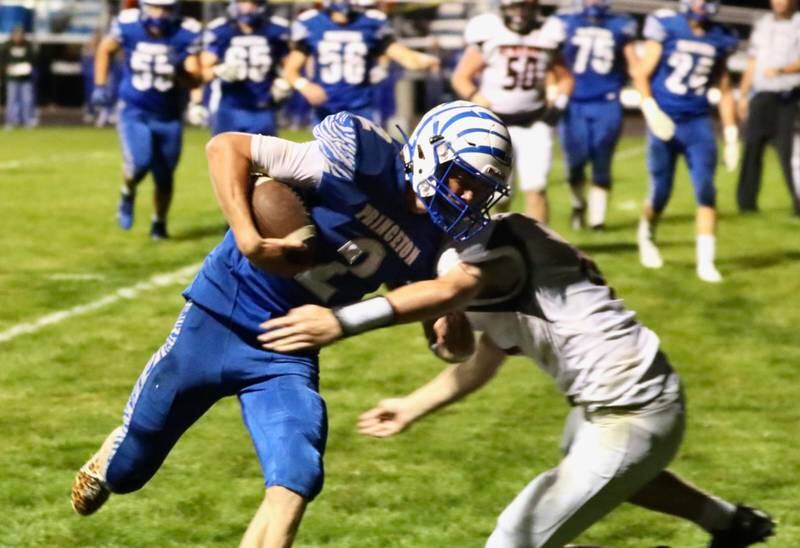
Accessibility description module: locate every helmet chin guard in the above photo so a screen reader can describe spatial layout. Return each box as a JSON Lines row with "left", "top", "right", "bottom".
{"left": 403, "top": 101, "right": 513, "bottom": 241}
{"left": 679, "top": 0, "right": 720, "bottom": 22}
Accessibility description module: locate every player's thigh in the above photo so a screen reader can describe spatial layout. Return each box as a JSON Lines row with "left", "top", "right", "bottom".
{"left": 510, "top": 122, "right": 553, "bottom": 192}
{"left": 681, "top": 117, "right": 718, "bottom": 207}
{"left": 117, "top": 108, "right": 154, "bottom": 175}
{"left": 239, "top": 373, "right": 328, "bottom": 501}
{"left": 529, "top": 404, "right": 683, "bottom": 548}
{"left": 589, "top": 103, "right": 623, "bottom": 186}
{"left": 107, "top": 302, "right": 234, "bottom": 491}
{"left": 559, "top": 105, "right": 590, "bottom": 182}
{"left": 151, "top": 117, "right": 183, "bottom": 176}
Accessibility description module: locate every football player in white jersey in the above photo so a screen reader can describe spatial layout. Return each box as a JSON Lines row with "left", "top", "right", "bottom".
{"left": 451, "top": 0, "right": 573, "bottom": 224}
{"left": 258, "top": 213, "right": 775, "bottom": 547}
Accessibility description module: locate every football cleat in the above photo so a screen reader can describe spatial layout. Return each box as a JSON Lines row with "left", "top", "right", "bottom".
{"left": 150, "top": 220, "right": 169, "bottom": 240}
{"left": 708, "top": 504, "right": 775, "bottom": 548}
{"left": 71, "top": 427, "right": 122, "bottom": 516}
{"left": 117, "top": 193, "right": 135, "bottom": 230}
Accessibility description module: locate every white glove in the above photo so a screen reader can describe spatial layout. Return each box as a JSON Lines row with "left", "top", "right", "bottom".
{"left": 723, "top": 125, "right": 740, "bottom": 172}
{"left": 186, "top": 102, "right": 209, "bottom": 127}
{"left": 270, "top": 77, "right": 293, "bottom": 104}
{"left": 213, "top": 62, "right": 245, "bottom": 83}
{"left": 641, "top": 97, "right": 676, "bottom": 141}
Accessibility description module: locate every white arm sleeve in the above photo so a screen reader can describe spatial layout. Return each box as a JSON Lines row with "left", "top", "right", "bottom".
{"left": 250, "top": 135, "right": 325, "bottom": 189}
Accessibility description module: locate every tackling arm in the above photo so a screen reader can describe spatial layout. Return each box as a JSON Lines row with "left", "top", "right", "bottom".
{"left": 357, "top": 334, "right": 507, "bottom": 437}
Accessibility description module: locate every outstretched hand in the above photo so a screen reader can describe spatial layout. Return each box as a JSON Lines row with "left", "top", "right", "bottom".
{"left": 259, "top": 305, "right": 343, "bottom": 352}
{"left": 358, "top": 398, "right": 415, "bottom": 438}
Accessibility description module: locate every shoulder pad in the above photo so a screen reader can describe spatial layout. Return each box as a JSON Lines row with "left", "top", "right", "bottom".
{"left": 464, "top": 13, "right": 498, "bottom": 44}
{"left": 270, "top": 15, "right": 290, "bottom": 28}
{"left": 555, "top": 8, "right": 580, "bottom": 16}
{"left": 312, "top": 112, "right": 359, "bottom": 181}
{"left": 117, "top": 8, "right": 140, "bottom": 24}
{"left": 181, "top": 18, "right": 202, "bottom": 34}
{"left": 364, "top": 9, "right": 387, "bottom": 21}
{"left": 207, "top": 17, "right": 227, "bottom": 30}
{"left": 298, "top": 9, "right": 319, "bottom": 22}
{"left": 653, "top": 8, "right": 677, "bottom": 19}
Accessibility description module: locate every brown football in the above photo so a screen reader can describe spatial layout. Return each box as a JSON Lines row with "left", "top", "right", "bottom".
{"left": 250, "top": 176, "right": 316, "bottom": 274}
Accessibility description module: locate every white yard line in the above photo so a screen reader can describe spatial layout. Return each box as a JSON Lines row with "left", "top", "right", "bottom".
{"left": 0, "top": 151, "right": 114, "bottom": 171}
{"left": 614, "top": 145, "right": 645, "bottom": 160}
{"left": 0, "top": 263, "right": 201, "bottom": 344}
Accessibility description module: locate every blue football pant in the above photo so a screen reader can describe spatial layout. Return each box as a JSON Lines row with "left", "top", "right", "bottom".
{"left": 211, "top": 105, "right": 276, "bottom": 136}
{"left": 559, "top": 100, "right": 623, "bottom": 188}
{"left": 104, "top": 301, "right": 328, "bottom": 500}
{"left": 646, "top": 115, "right": 717, "bottom": 213}
{"left": 118, "top": 106, "right": 183, "bottom": 190}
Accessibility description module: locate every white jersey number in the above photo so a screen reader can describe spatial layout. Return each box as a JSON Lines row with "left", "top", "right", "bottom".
{"left": 295, "top": 238, "right": 386, "bottom": 302}
{"left": 571, "top": 33, "right": 614, "bottom": 75}
{"left": 503, "top": 56, "right": 541, "bottom": 91}
{"left": 664, "top": 52, "right": 714, "bottom": 96}
{"left": 318, "top": 40, "right": 368, "bottom": 85}
{"left": 223, "top": 44, "right": 273, "bottom": 82}
{"left": 130, "top": 49, "right": 175, "bottom": 92}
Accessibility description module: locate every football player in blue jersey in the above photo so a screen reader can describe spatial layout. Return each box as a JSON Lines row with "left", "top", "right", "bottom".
{"left": 543, "top": 0, "right": 638, "bottom": 230}
{"left": 199, "top": 0, "right": 291, "bottom": 136}
{"left": 634, "top": 0, "right": 739, "bottom": 283}
{"left": 283, "top": 0, "right": 439, "bottom": 122}
{"left": 92, "top": 0, "right": 202, "bottom": 240}
{"left": 70, "top": 102, "right": 512, "bottom": 547}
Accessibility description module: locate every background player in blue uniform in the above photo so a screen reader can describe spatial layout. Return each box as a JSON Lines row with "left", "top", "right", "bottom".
{"left": 92, "top": 0, "right": 202, "bottom": 240}
{"left": 634, "top": 0, "right": 739, "bottom": 283}
{"left": 70, "top": 102, "right": 512, "bottom": 547}
{"left": 544, "top": 0, "right": 638, "bottom": 230}
{"left": 200, "top": 0, "right": 291, "bottom": 136}
{"left": 283, "top": 0, "right": 439, "bottom": 122}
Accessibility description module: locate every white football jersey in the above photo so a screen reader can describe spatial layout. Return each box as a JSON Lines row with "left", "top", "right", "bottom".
{"left": 464, "top": 13, "right": 560, "bottom": 117}
{"left": 437, "top": 214, "right": 667, "bottom": 411}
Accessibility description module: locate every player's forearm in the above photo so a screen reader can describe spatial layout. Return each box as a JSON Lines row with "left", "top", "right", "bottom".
{"left": 551, "top": 61, "right": 574, "bottom": 97}
{"left": 632, "top": 41, "right": 661, "bottom": 99}
{"left": 199, "top": 52, "right": 218, "bottom": 83}
{"left": 205, "top": 133, "right": 261, "bottom": 254}
{"left": 180, "top": 54, "right": 203, "bottom": 88}
{"left": 404, "top": 335, "right": 504, "bottom": 419}
{"left": 719, "top": 91, "right": 736, "bottom": 128}
{"left": 738, "top": 58, "right": 755, "bottom": 98}
{"left": 385, "top": 266, "right": 483, "bottom": 324}
{"left": 283, "top": 50, "right": 308, "bottom": 86}
{"left": 94, "top": 38, "right": 117, "bottom": 86}
{"left": 385, "top": 42, "right": 435, "bottom": 71}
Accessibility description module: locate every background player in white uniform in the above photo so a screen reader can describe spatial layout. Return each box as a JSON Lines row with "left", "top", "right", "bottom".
{"left": 451, "top": 0, "right": 573, "bottom": 224}
{"left": 260, "top": 213, "right": 776, "bottom": 548}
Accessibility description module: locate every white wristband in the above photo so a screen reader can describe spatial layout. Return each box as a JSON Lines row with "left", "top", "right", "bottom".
{"left": 553, "top": 93, "right": 569, "bottom": 110}
{"left": 293, "top": 77, "right": 310, "bottom": 91}
{"left": 333, "top": 296, "right": 395, "bottom": 337}
{"left": 724, "top": 125, "right": 739, "bottom": 143}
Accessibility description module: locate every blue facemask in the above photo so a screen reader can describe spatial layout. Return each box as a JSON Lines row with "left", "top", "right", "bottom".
{"left": 141, "top": 14, "right": 176, "bottom": 35}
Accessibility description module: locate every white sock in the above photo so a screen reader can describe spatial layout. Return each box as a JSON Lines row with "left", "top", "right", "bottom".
{"left": 588, "top": 187, "right": 608, "bottom": 227}
{"left": 638, "top": 217, "right": 655, "bottom": 242}
{"left": 698, "top": 496, "right": 737, "bottom": 532}
{"left": 696, "top": 234, "right": 716, "bottom": 267}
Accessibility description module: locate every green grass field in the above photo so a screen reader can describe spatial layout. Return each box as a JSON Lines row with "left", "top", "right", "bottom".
{"left": 1, "top": 125, "right": 798, "bottom": 547}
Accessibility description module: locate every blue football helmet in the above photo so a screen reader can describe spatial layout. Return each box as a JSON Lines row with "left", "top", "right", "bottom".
{"left": 228, "top": 0, "right": 267, "bottom": 27}
{"left": 402, "top": 101, "right": 513, "bottom": 241}
{"left": 140, "top": 0, "right": 179, "bottom": 34}
{"left": 323, "top": 0, "right": 353, "bottom": 15}
{"left": 577, "top": 0, "right": 611, "bottom": 18}
{"left": 679, "top": 0, "right": 720, "bottom": 21}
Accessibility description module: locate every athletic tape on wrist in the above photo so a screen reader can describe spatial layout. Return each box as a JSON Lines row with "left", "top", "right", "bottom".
{"left": 293, "top": 77, "right": 310, "bottom": 91}
{"left": 333, "top": 296, "right": 395, "bottom": 337}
